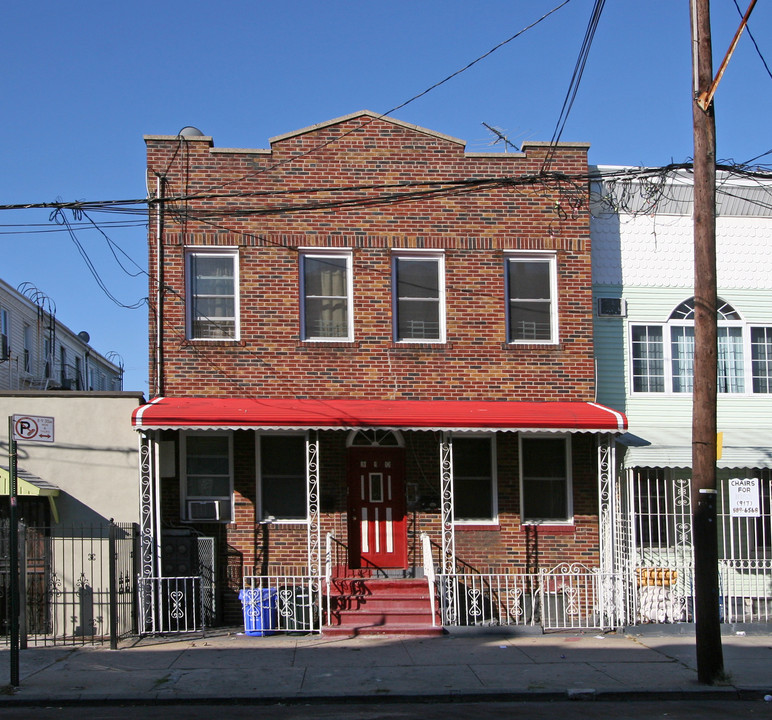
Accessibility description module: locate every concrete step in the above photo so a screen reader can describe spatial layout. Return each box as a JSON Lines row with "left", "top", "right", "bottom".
{"left": 323, "top": 623, "right": 445, "bottom": 637}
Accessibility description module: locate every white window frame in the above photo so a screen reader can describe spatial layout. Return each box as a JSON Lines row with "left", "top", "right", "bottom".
{"left": 256, "top": 431, "right": 309, "bottom": 524}
{"left": 750, "top": 325, "right": 772, "bottom": 394}
{"left": 392, "top": 250, "right": 446, "bottom": 343}
{"left": 180, "top": 432, "right": 234, "bottom": 523}
{"left": 299, "top": 249, "right": 353, "bottom": 342}
{"left": 505, "top": 251, "right": 558, "bottom": 345}
{"left": 452, "top": 433, "right": 498, "bottom": 525}
{"left": 185, "top": 247, "right": 240, "bottom": 341}
{"left": 519, "top": 433, "right": 573, "bottom": 525}
{"left": 629, "top": 298, "right": 769, "bottom": 396}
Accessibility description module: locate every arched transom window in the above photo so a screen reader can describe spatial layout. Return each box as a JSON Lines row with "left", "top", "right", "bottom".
{"left": 631, "top": 297, "right": 772, "bottom": 394}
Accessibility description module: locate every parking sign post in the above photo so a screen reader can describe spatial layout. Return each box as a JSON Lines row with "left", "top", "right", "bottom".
{"left": 7, "top": 414, "right": 55, "bottom": 687}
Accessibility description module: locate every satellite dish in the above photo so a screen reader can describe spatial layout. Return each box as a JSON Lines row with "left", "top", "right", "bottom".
{"left": 179, "top": 126, "right": 205, "bottom": 137}
{"left": 78, "top": 331, "right": 90, "bottom": 344}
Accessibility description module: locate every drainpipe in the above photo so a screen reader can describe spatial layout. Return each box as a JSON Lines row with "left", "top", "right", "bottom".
{"left": 154, "top": 175, "right": 164, "bottom": 397}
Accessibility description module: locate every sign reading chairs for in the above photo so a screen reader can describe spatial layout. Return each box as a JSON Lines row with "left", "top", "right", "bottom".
{"left": 12, "top": 414, "right": 55, "bottom": 443}
{"left": 728, "top": 477, "right": 761, "bottom": 518}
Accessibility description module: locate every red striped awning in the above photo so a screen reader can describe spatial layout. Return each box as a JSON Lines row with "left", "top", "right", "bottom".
{"left": 132, "top": 397, "right": 626, "bottom": 433}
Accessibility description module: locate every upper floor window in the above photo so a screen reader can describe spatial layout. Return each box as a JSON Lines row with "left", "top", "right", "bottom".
{"left": 0, "top": 308, "right": 8, "bottom": 361}
{"left": 300, "top": 250, "right": 352, "bottom": 341}
{"left": 22, "top": 323, "right": 32, "bottom": 373}
{"left": 631, "top": 298, "right": 769, "bottom": 394}
{"left": 186, "top": 249, "right": 239, "bottom": 340}
{"left": 393, "top": 252, "right": 445, "bottom": 342}
{"left": 506, "top": 253, "right": 557, "bottom": 343}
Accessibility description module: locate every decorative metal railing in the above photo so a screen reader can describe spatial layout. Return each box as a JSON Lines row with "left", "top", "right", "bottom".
{"left": 242, "top": 574, "right": 322, "bottom": 634}
{"left": 137, "top": 576, "right": 203, "bottom": 634}
{"left": 434, "top": 564, "right": 618, "bottom": 631}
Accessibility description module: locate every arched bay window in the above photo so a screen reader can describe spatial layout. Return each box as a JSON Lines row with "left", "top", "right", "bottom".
{"left": 631, "top": 297, "right": 772, "bottom": 394}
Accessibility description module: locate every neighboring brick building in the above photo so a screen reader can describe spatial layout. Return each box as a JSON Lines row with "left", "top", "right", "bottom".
{"left": 134, "top": 112, "right": 626, "bottom": 628}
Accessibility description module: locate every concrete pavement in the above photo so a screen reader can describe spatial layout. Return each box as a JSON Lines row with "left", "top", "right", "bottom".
{"left": 1, "top": 627, "right": 771, "bottom": 705}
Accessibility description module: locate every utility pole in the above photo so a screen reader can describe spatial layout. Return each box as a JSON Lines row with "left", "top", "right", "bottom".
{"left": 690, "top": 0, "right": 723, "bottom": 684}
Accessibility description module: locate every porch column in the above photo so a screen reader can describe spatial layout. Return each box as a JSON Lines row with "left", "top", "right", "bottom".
{"left": 597, "top": 432, "right": 622, "bottom": 626}
{"left": 440, "top": 431, "right": 455, "bottom": 574}
{"left": 138, "top": 431, "right": 159, "bottom": 632}
{"left": 306, "top": 430, "right": 321, "bottom": 581}
{"left": 138, "top": 431, "right": 158, "bottom": 580}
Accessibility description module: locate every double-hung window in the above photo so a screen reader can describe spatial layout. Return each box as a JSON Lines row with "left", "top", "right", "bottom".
{"left": 520, "top": 435, "right": 572, "bottom": 523}
{"left": 182, "top": 433, "right": 233, "bottom": 522}
{"left": 452, "top": 435, "right": 497, "bottom": 523}
{"left": 506, "top": 253, "right": 557, "bottom": 343}
{"left": 258, "top": 434, "right": 308, "bottom": 521}
{"left": 751, "top": 327, "right": 772, "bottom": 393}
{"left": 393, "top": 252, "right": 445, "bottom": 342}
{"left": 300, "top": 251, "right": 353, "bottom": 341}
{"left": 631, "top": 298, "right": 765, "bottom": 394}
{"left": 0, "top": 308, "right": 8, "bottom": 361}
{"left": 186, "top": 249, "right": 239, "bottom": 340}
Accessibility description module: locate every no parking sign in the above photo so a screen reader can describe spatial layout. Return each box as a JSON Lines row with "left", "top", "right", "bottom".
{"left": 12, "top": 414, "right": 55, "bottom": 443}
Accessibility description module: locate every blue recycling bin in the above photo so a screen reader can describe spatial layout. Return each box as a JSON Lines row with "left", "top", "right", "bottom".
{"left": 239, "top": 587, "right": 277, "bottom": 636}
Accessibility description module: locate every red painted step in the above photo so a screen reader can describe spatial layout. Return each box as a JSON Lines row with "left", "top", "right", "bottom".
{"left": 325, "top": 578, "right": 444, "bottom": 637}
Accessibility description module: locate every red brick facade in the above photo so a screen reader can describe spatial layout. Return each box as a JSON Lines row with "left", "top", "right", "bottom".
{"left": 144, "top": 112, "right": 600, "bottom": 622}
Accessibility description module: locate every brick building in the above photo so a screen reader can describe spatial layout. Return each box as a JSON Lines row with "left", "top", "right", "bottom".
{"left": 134, "top": 112, "right": 626, "bottom": 631}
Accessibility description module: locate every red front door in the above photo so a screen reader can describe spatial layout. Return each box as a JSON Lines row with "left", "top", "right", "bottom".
{"left": 347, "top": 447, "right": 407, "bottom": 569}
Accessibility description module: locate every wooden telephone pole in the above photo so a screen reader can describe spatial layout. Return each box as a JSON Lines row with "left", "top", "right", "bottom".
{"left": 690, "top": 0, "right": 756, "bottom": 684}
{"left": 690, "top": 0, "right": 723, "bottom": 684}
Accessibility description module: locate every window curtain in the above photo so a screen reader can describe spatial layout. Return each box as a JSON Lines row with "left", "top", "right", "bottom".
{"left": 304, "top": 257, "right": 347, "bottom": 338}
{"left": 718, "top": 327, "right": 744, "bottom": 393}
{"left": 318, "top": 260, "right": 346, "bottom": 337}
{"left": 670, "top": 326, "right": 694, "bottom": 392}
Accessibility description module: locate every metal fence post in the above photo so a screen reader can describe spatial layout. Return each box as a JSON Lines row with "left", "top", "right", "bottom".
{"left": 18, "top": 523, "right": 27, "bottom": 650}
{"left": 109, "top": 521, "right": 118, "bottom": 650}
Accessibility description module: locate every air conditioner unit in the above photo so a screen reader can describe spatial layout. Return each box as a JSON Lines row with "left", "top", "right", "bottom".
{"left": 597, "top": 297, "right": 627, "bottom": 317}
{"left": 188, "top": 500, "right": 221, "bottom": 521}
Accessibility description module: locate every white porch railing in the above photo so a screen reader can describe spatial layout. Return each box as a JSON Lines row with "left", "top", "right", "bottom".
{"left": 137, "top": 576, "right": 203, "bottom": 634}
{"left": 242, "top": 575, "right": 322, "bottom": 634}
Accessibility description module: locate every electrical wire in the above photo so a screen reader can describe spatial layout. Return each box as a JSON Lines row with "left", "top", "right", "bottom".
{"left": 542, "top": 0, "right": 606, "bottom": 172}
{"left": 49, "top": 207, "right": 147, "bottom": 310}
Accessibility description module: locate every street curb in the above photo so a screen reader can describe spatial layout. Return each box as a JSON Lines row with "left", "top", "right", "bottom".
{"left": 0, "top": 686, "right": 763, "bottom": 707}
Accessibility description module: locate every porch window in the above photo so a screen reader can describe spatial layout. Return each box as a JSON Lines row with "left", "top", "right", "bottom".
{"left": 520, "top": 435, "right": 572, "bottom": 523}
{"left": 186, "top": 249, "right": 239, "bottom": 340}
{"left": 300, "top": 251, "right": 352, "bottom": 341}
{"left": 181, "top": 433, "right": 233, "bottom": 522}
{"left": 453, "top": 436, "right": 496, "bottom": 522}
{"left": 506, "top": 253, "right": 557, "bottom": 343}
{"left": 393, "top": 253, "right": 445, "bottom": 342}
{"left": 259, "top": 435, "right": 308, "bottom": 521}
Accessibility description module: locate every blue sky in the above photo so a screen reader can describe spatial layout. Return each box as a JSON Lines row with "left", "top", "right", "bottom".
{"left": 1, "top": 1, "right": 770, "bottom": 394}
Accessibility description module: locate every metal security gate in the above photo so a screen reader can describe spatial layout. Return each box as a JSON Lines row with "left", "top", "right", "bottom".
{"left": 0, "top": 521, "right": 139, "bottom": 646}
{"left": 628, "top": 468, "right": 772, "bottom": 625}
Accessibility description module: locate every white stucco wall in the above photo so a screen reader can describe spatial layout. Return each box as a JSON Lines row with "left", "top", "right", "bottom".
{"left": 1, "top": 392, "right": 144, "bottom": 524}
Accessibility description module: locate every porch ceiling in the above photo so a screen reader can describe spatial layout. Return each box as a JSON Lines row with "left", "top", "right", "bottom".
{"left": 132, "top": 397, "right": 627, "bottom": 433}
{"left": 618, "top": 427, "right": 772, "bottom": 469}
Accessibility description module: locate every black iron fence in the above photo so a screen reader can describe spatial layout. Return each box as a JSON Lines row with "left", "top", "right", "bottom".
{"left": 0, "top": 521, "right": 139, "bottom": 646}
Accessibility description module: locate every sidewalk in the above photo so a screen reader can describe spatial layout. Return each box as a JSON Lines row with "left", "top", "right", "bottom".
{"left": 1, "top": 627, "right": 771, "bottom": 705}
